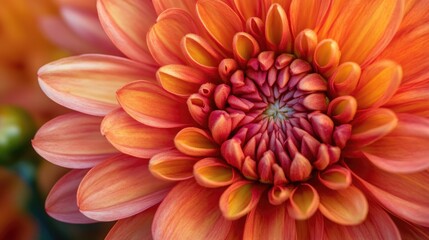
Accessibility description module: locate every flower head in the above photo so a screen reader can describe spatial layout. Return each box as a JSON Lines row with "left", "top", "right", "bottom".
{"left": 34, "top": 0, "right": 429, "bottom": 239}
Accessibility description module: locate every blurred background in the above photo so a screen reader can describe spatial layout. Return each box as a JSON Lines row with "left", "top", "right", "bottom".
{"left": 0, "top": 0, "right": 115, "bottom": 239}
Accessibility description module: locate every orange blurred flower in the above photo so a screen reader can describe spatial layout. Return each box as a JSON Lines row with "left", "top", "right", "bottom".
{"left": 34, "top": 0, "right": 429, "bottom": 239}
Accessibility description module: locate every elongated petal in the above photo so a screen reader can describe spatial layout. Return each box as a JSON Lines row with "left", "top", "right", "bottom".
{"left": 149, "top": 150, "right": 198, "bottom": 181}
{"left": 33, "top": 113, "right": 118, "bottom": 169}
{"left": 318, "top": 185, "right": 368, "bottom": 225}
{"left": 196, "top": 0, "right": 243, "bottom": 53}
{"left": 101, "top": 109, "right": 179, "bottom": 158}
{"left": 362, "top": 114, "right": 429, "bottom": 173}
{"left": 393, "top": 216, "right": 429, "bottom": 240}
{"left": 106, "top": 206, "right": 157, "bottom": 240}
{"left": 348, "top": 158, "right": 429, "bottom": 227}
{"left": 45, "top": 169, "right": 96, "bottom": 224}
{"left": 153, "top": 180, "right": 232, "bottom": 240}
{"left": 233, "top": 0, "right": 265, "bottom": 20}
{"left": 324, "top": 202, "right": 400, "bottom": 240}
{"left": 387, "top": 87, "right": 429, "bottom": 117}
{"left": 117, "top": 80, "right": 193, "bottom": 128}
{"left": 289, "top": 0, "right": 331, "bottom": 36}
{"left": 77, "top": 155, "right": 173, "bottom": 221}
{"left": 265, "top": 3, "right": 292, "bottom": 52}
{"left": 318, "top": 0, "right": 404, "bottom": 66}
{"left": 174, "top": 127, "right": 219, "bottom": 157}
{"left": 38, "top": 54, "right": 154, "bottom": 116}
{"left": 97, "top": 0, "right": 157, "bottom": 65}
{"left": 157, "top": 64, "right": 207, "bottom": 97}
{"left": 353, "top": 60, "right": 402, "bottom": 109}
{"left": 181, "top": 34, "right": 223, "bottom": 74}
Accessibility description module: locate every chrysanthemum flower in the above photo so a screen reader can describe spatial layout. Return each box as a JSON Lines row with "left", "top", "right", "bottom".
{"left": 33, "top": 0, "right": 429, "bottom": 239}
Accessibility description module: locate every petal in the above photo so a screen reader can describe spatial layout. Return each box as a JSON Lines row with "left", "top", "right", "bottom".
{"left": 318, "top": 185, "right": 368, "bottom": 225}
{"left": 265, "top": 3, "right": 292, "bottom": 52}
{"left": 196, "top": 0, "right": 243, "bottom": 53}
{"left": 232, "top": 32, "right": 260, "bottom": 66}
{"left": 328, "top": 62, "right": 361, "bottom": 97}
{"left": 152, "top": 0, "right": 197, "bottom": 17}
{"left": 318, "top": 165, "right": 352, "bottom": 190}
{"left": 38, "top": 54, "right": 154, "bottom": 116}
{"left": 106, "top": 206, "right": 157, "bottom": 240}
{"left": 353, "top": 60, "right": 402, "bottom": 109}
{"left": 287, "top": 184, "right": 320, "bottom": 220}
{"left": 233, "top": 0, "right": 266, "bottom": 20}
{"left": 157, "top": 64, "right": 207, "bottom": 97}
{"left": 149, "top": 149, "right": 198, "bottom": 181}
{"left": 32, "top": 113, "right": 118, "bottom": 169}
{"left": 97, "top": 0, "right": 157, "bottom": 65}
{"left": 219, "top": 181, "right": 266, "bottom": 220}
{"left": 289, "top": 0, "right": 331, "bottom": 36}
{"left": 348, "top": 158, "right": 429, "bottom": 227}
{"left": 361, "top": 113, "right": 429, "bottom": 173}
{"left": 324, "top": 202, "right": 400, "bottom": 240}
{"left": 117, "top": 80, "right": 193, "bottom": 128}
{"left": 174, "top": 127, "right": 219, "bottom": 157}
{"left": 77, "top": 154, "right": 173, "bottom": 221}
{"left": 194, "top": 157, "right": 238, "bottom": 188}
{"left": 393, "top": 216, "right": 429, "bottom": 240}
{"left": 45, "top": 169, "right": 96, "bottom": 224}
{"left": 152, "top": 180, "right": 232, "bottom": 240}
{"left": 101, "top": 109, "right": 179, "bottom": 158}
{"left": 386, "top": 87, "right": 429, "bottom": 117}
{"left": 318, "top": 0, "right": 404, "bottom": 66}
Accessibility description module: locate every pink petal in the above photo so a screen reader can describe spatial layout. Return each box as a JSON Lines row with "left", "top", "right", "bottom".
{"left": 45, "top": 169, "right": 96, "bottom": 224}
{"left": 38, "top": 54, "right": 155, "bottom": 116}
{"left": 152, "top": 180, "right": 232, "bottom": 239}
{"left": 32, "top": 113, "right": 118, "bottom": 169}
{"left": 77, "top": 154, "right": 173, "bottom": 221}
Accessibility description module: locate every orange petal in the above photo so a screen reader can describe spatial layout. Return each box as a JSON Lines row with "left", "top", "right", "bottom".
{"left": 152, "top": 0, "right": 197, "bottom": 17}
{"left": 294, "top": 29, "right": 318, "bottom": 63}
{"left": 147, "top": 9, "right": 197, "bottom": 65}
{"left": 386, "top": 87, "right": 429, "bottom": 118}
{"left": 265, "top": 3, "right": 292, "bottom": 52}
{"left": 327, "top": 96, "right": 357, "bottom": 124}
{"left": 296, "top": 211, "right": 325, "bottom": 240}
{"left": 349, "top": 158, "right": 429, "bottom": 227}
{"left": 194, "top": 157, "right": 238, "bottom": 188}
{"left": 101, "top": 109, "right": 179, "bottom": 158}
{"left": 313, "top": 39, "right": 341, "bottom": 77}
{"left": 32, "top": 113, "right": 118, "bottom": 169}
{"left": 77, "top": 155, "right": 173, "bottom": 221}
{"left": 362, "top": 113, "right": 429, "bottom": 173}
{"left": 328, "top": 62, "right": 361, "bottom": 97}
{"left": 219, "top": 181, "right": 266, "bottom": 220}
{"left": 289, "top": 0, "right": 332, "bottom": 36}
{"left": 97, "top": 0, "right": 157, "bottom": 65}
{"left": 157, "top": 64, "right": 207, "bottom": 97}
{"left": 153, "top": 180, "right": 232, "bottom": 239}
{"left": 233, "top": 0, "right": 266, "bottom": 20}
{"left": 149, "top": 150, "right": 198, "bottom": 181}
{"left": 324, "top": 202, "right": 400, "bottom": 240}
{"left": 196, "top": 0, "right": 243, "bottom": 53}
{"left": 353, "top": 60, "right": 402, "bottom": 109}
{"left": 117, "top": 80, "right": 193, "bottom": 128}
{"left": 106, "top": 206, "right": 157, "bottom": 240}
{"left": 318, "top": 0, "right": 404, "bottom": 66}
{"left": 174, "top": 127, "right": 219, "bottom": 157}
{"left": 233, "top": 32, "right": 260, "bottom": 66}
{"left": 287, "top": 184, "right": 320, "bottom": 220}
{"left": 318, "top": 165, "right": 352, "bottom": 190}
{"left": 38, "top": 54, "right": 155, "bottom": 116}
{"left": 318, "top": 185, "right": 368, "bottom": 225}
{"left": 348, "top": 108, "right": 398, "bottom": 148}
{"left": 45, "top": 169, "right": 96, "bottom": 224}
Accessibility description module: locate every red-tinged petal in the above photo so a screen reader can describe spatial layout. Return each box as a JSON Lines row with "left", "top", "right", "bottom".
{"left": 244, "top": 198, "right": 296, "bottom": 240}
{"left": 297, "top": 73, "right": 327, "bottom": 92}
{"left": 147, "top": 9, "right": 197, "bottom": 65}
{"left": 233, "top": 0, "right": 266, "bottom": 20}
{"left": 196, "top": 0, "right": 243, "bottom": 53}
{"left": 157, "top": 64, "right": 207, "bottom": 97}
{"left": 318, "top": 185, "right": 368, "bottom": 225}
{"left": 289, "top": 153, "right": 312, "bottom": 182}
{"left": 97, "top": 0, "right": 157, "bottom": 65}
{"left": 101, "top": 109, "right": 179, "bottom": 158}
{"left": 106, "top": 206, "right": 157, "bottom": 240}
{"left": 348, "top": 108, "right": 398, "bottom": 148}
{"left": 318, "top": 0, "right": 404, "bottom": 66}
{"left": 77, "top": 155, "right": 173, "bottom": 221}
{"left": 233, "top": 32, "right": 260, "bottom": 66}
{"left": 45, "top": 169, "right": 96, "bottom": 224}
{"left": 289, "top": 0, "right": 331, "bottom": 36}
{"left": 362, "top": 113, "right": 429, "bottom": 173}
{"left": 324, "top": 203, "right": 400, "bottom": 240}
{"left": 32, "top": 113, "right": 118, "bottom": 169}
{"left": 209, "top": 110, "right": 233, "bottom": 144}
{"left": 393, "top": 216, "right": 429, "bottom": 240}
{"left": 318, "top": 165, "right": 352, "bottom": 190}
{"left": 149, "top": 150, "right": 198, "bottom": 181}
{"left": 294, "top": 29, "right": 318, "bottom": 63}
{"left": 221, "top": 138, "right": 245, "bottom": 170}
{"left": 296, "top": 211, "right": 325, "bottom": 240}
{"left": 348, "top": 158, "right": 429, "bottom": 227}
{"left": 268, "top": 185, "right": 292, "bottom": 205}
{"left": 328, "top": 62, "right": 361, "bottom": 97}
{"left": 38, "top": 54, "right": 154, "bottom": 116}
{"left": 153, "top": 180, "right": 232, "bottom": 240}
{"left": 386, "top": 87, "right": 429, "bottom": 117}
{"left": 265, "top": 3, "right": 292, "bottom": 52}
{"left": 313, "top": 39, "right": 340, "bottom": 77}
{"left": 327, "top": 96, "right": 357, "bottom": 124}
{"left": 174, "top": 127, "right": 219, "bottom": 157}
{"left": 194, "top": 157, "right": 238, "bottom": 188}
{"left": 353, "top": 60, "right": 402, "bottom": 109}
{"left": 117, "top": 80, "right": 193, "bottom": 128}
{"left": 220, "top": 181, "right": 266, "bottom": 220}
{"left": 287, "top": 184, "right": 319, "bottom": 220}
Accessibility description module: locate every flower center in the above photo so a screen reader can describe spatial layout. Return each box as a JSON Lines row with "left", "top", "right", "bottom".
{"left": 264, "top": 100, "right": 294, "bottom": 120}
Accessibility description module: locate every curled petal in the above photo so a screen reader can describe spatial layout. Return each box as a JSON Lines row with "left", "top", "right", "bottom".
{"left": 174, "top": 127, "right": 219, "bottom": 157}
{"left": 221, "top": 138, "right": 245, "bottom": 169}
{"left": 268, "top": 185, "right": 292, "bottom": 205}
{"left": 289, "top": 153, "right": 312, "bottom": 182}
{"left": 233, "top": 32, "right": 260, "bottom": 66}
{"left": 318, "top": 165, "right": 352, "bottom": 190}
{"left": 77, "top": 155, "right": 173, "bottom": 221}
{"left": 209, "top": 110, "right": 233, "bottom": 144}
{"left": 328, "top": 96, "right": 357, "bottom": 124}
{"left": 194, "top": 157, "right": 238, "bottom": 188}
{"left": 33, "top": 113, "right": 118, "bottom": 169}
{"left": 265, "top": 3, "right": 292, "bottom": 52}
{"left": 294, "top": 29, "right": 318, "bottom": 62}
{"left": 157, "top": 64, "right": 207, "bottom": 97}
{"left": 313, "top": 39, "right": 341, "bottom": 76}
{"left": 149, "top": 150, "right": 199, "bottom": 181}
{"left": 329, "top": 62, "right": 361, "bottom": 97}
{"left": 297, "top": 73, "right": 327, "bottom": 92}
{"left": 287, "top": 184, "right": 319, "bottom": 220}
